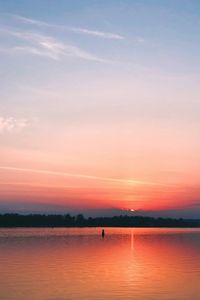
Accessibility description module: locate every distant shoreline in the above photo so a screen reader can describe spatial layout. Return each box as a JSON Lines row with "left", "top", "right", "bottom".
{"left": 0, "top": 226, "right": 200, "bottom": 229}
{"left": 0, "top": 213, "right": 200, "bottom": 228}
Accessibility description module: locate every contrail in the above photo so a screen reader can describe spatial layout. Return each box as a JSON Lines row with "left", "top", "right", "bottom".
{"left": 0, "top": 182, "right": 75, "bottom": 189}
{"left": 12, "top": 14, "right": 125, "bottom": 40}
{"left": 0, "top": 166, "right": 165, "bottom": 186}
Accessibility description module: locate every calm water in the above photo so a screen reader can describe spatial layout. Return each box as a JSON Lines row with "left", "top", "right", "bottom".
{"left": 0, "top": 228, "right": 200, "bottom": 300}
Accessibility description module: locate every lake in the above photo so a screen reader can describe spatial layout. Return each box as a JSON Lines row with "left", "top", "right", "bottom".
{"left": 0, "top": 228, "right": 200, "bottom": 300}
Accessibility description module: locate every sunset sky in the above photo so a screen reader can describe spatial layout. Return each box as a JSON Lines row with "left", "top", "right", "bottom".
{"left": 0, "top": 0, "right": 200, "bottom": 217}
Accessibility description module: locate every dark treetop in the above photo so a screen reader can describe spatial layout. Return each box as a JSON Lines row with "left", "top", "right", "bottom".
{"left": 0, "top": 214, "right": 200, "bottom": 228}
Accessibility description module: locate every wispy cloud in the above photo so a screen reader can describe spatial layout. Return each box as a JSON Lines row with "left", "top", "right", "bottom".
{"left": 0, "top": 166, "right": 168, "bottom": 186}
{"left": 0, "top": 117, "right": 29, "bottom": 133}
{"left": 13, "top": 14, "right": 124, "bottom": 40}
{"left": 0, "top": 28, "right": 112, "bottom": 62}
{"left": 69, "top": 27, "right": 124, "bottom": 40}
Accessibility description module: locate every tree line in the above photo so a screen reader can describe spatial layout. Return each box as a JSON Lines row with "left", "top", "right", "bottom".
{"left": 0, "top": 213, "right": 200, "bottom": 227}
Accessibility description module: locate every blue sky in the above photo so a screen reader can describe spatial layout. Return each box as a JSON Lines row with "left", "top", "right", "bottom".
{"left": 0, "top": 0, "right": 200, "bottom": 217}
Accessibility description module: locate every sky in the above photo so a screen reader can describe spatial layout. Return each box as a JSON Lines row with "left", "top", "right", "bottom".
{"left": 0, "top": 0, "right": 200, "bottom": 218}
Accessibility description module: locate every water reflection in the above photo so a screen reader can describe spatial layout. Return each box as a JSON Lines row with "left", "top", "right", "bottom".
{"left": 0, "top": 228, "right": 200, "bottom": 300}
{"left": 131, "top": 230, "right": 134, "bottom": 250}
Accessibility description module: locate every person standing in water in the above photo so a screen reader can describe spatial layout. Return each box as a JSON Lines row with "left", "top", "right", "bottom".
{"left": 102, "top": 229, "right": 105, "bottom": 238}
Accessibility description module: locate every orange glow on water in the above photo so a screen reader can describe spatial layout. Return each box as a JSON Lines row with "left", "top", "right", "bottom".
{"left": 0, "top": 228, "right": 200, "bottom": 300}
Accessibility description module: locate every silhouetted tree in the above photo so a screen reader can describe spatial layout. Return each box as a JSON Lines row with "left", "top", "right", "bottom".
{"left": 0, "top": 213, "right": 199, "bottom": 228}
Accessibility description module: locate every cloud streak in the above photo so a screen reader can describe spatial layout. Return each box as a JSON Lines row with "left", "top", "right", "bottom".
{"left": 0, "top": 28, "right": 112, "bottom": 62}
{"left": 0, "top": 166, "right": 166, "bottom": 186}
{"left": 13, "top": 15, "right": 124, "bottom": 40}
{"left": 0, "top": 117, "right": 29, "bottom": 133}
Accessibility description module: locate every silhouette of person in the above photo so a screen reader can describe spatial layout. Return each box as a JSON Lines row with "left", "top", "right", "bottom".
{"left": 102, "top": 229, "right": 105, "bottom": 238}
